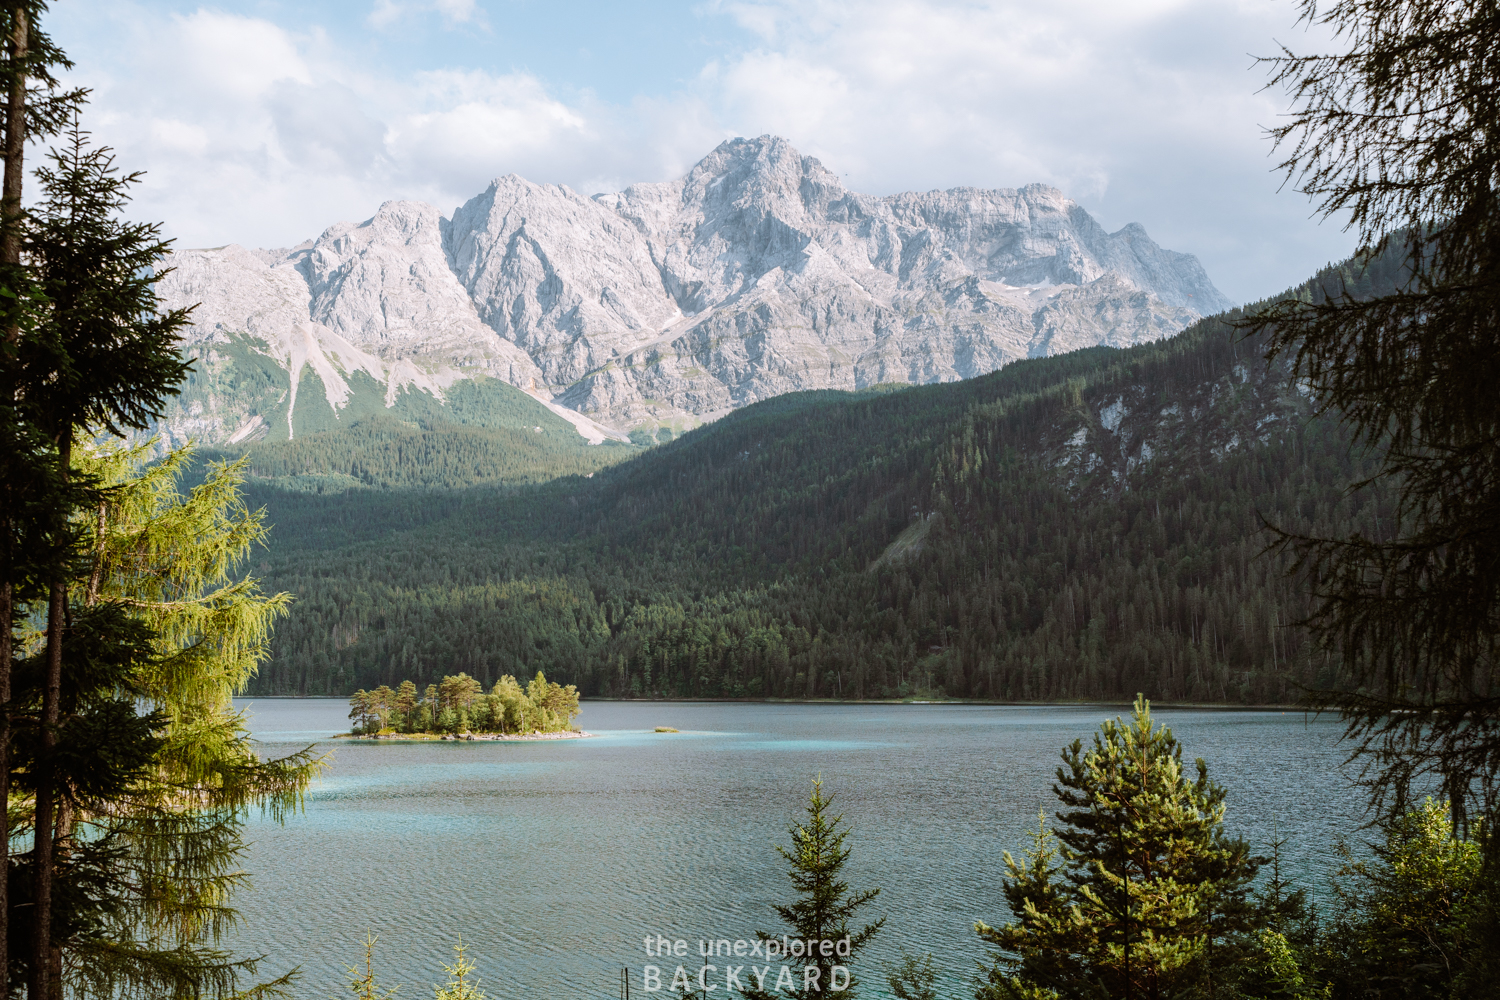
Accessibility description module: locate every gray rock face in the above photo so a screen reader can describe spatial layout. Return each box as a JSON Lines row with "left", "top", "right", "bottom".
{"left": 153, "top": 135, "right": 1231, "bottom": 444}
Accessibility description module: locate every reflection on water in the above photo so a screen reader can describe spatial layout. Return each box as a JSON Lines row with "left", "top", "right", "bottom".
{"left": 230, "top": 699, "right": 1361, "bottom": 998}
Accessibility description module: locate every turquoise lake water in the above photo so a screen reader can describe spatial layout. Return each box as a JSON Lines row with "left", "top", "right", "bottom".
{"left": 232, "top": 699, "right": 1364, "bottom": 999}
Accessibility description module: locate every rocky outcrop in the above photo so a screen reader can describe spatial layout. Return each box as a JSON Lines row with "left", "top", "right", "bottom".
{"left": 152, "top": 135, "right": 1231, "bottom": 445}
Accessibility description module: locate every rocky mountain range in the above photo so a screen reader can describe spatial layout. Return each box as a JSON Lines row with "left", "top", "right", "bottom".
{"left": 152, "top": 135, "right": 1232, "bottom": 447}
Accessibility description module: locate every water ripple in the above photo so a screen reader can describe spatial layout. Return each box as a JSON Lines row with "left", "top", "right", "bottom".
{"left": 233, "top": 700, "right": 1361, "bottom": 999}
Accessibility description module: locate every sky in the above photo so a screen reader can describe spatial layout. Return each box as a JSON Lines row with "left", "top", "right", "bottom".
{"left": 48, "top": 0, "right": 1354, "bottom": 304}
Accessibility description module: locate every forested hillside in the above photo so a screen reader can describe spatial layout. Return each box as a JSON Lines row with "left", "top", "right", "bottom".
{"left": 236, "top": 254, "right": 1404, "bottom": 703}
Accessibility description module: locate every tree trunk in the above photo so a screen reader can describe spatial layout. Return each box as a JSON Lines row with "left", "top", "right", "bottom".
{"left": 30, "top": 433, "right": 65, "bottom": 1000}
{"left": 0, "top": 569, "right": 9, "bottom": 1000}
{"left": 0, "top": 9, "right": 30, "bottom": 999}
{"left": 46, "top": 799, "right": 72, "bottom": 1000}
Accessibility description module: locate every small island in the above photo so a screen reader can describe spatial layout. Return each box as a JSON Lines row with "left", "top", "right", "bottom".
{"left": 345, "top": 670, "right": 586, "bottom": 740}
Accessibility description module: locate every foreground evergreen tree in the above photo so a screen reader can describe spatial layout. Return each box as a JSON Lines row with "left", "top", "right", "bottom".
{"left": 8, "top": 120, "right": 190, "bottom": 997}
{"left": 1319, "top": 800, "right": 1490, "bottom": 1000}
{"left": 1255, "top": 0, "right": 1500, "bottom": 827}
{"left": 976, "top": 698, "right": 1262, "bottom": 1000}
{"left": 7, "top": 444, "right": 316, "bottom": 996}
{"left": 885, "top": 953, "right": 938, "bottom": 1000}
{"left": 743, "top": 778, "right": 884, "bottom": 1000}
{"left": 341, "top": 933, "right": 399, "bottom": 1000}
{"left": 47, "top": 445, "right": 321, "bottom": 998}
{"left": 8, "top": 589, "right": 163, "bottom": 995}
{"left": 338, "top": 934, "right": 491, "bottom": 1000}
{"left": 0, "top": 114, "right": 318, "bottom": 996}
{"left": 1, "top": 4, "right": 94, "bottom": 990}
{"left": 433, "top": 939, "right": 486, "bottom": 1000}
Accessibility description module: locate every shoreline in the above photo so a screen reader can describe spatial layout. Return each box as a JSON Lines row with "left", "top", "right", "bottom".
{"left": 335, "top": 730, "right": 596, "bottom": 742}
{"left": 248, "top": 694, "right": 1314, "bottom": 712}
{"left": 575, "top": 698, "right": 1314, "bottom": 712}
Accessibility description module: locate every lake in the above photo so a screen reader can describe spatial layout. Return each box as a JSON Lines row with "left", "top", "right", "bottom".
{"left": 231, "top": 699, "right": 1364, "bottom": 999}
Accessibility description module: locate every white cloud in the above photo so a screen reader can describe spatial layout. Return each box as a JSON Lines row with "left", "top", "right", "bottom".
{"left": 706, "top": 0, "right": 1243, "bottom": 195}
{"left": 147, "top": 119, "right": 210, "bottom": 157}
{"left": 368, "top": 0, "right": 482, "bottom": 30}
{"left": 173, "top": 10, "right": 312, "bottom": 100}
{"left": 53, "top": 7, "right": 617, "bottom": 250}
{"left": 52, "top": 0, "right": 1354, "bottom": 301}
{"left": 694, "top": 0, "right": 1354, "bottom": 300}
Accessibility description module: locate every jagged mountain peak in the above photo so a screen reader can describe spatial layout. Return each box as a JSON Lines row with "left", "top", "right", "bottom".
{"left": 150, "top": 134, "right": 1232, "bottom": 450}
{"left": 683, "top": 135, "right": 848, "bottom": 212}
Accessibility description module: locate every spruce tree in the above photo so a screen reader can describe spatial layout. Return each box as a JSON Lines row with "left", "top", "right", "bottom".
{"left": 0, "top": 109, "right": 317, "bottom": 996}
{"left": 1321, "top": 799, "right": 1484, "bottom": 1000}
{"left": 743, "top": 778, "right": 884, "bottom": 1000}
{"left": 0, "top": 6, "right": 88, "bottom": 990}
{"left": 977, "top": 697, "right": 1262, "bottom": 1000}
{"left": 342, "top": 932, "right": 400, "bottom": 1000}
{"left": 1253, "top": 0, "right": 1500, "bottom": 829}
{"left": 433, "top": 939, "right": 485, "bottom": 1000}
{"left": 13, "top": 117, "right": 191, "bottom": 999}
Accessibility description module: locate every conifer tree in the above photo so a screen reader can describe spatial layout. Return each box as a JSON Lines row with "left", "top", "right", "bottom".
{"left": 7, "top": 117, "right": 191, "bottom": 997}
{"left": 433, "top": 939, "right": 485, "bottom": 1000}
{"left": 977, "top": 697, "right": 1262, "bottom": 1000}
{"left": 19, "top": 444, "right": 322, "bottom": 998}
{"left": 1321, "top": 799, "right": 1484, "bottom": 999}
{"left": 1254, "top": 0, "right": 1500, "bottom": 828}
{"left": 0, "top": 108, "right": 317, "bottom": 993}
{"left": 342, "top": 932, "right": 399, "bottom": 1000}
{"left": 743, "top": 778, "right": 884, "bottom": 1000}
{"left": 0, "top": 6, "right": 90, "bottom": 990}
{"left": 885, "top": 953, "right": 938, "bottom": 1000}
{"left": 350, "top": 689, "right": 375, "bottom": 734}
{"left": 395, "top": 680, "right": 417, "bottom": 732}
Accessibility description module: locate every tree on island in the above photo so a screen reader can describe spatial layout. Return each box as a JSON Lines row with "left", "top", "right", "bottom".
{"left": 976, "top": 697, "right": 1264, "bottom": 1000}
{"left": 439, "top": 672, "right": 482, "bottom": 724}
{"left": 742, "top": 777, "right": 884, "bottom": 1000}
{"left": 349, "top": 670, "right": 581, "bottom": 735}
{"left": 395, "top": 679, "right": 418, "bottom": 729}
{"left": 350, "top": 684, "right": 396, "bottom": 733}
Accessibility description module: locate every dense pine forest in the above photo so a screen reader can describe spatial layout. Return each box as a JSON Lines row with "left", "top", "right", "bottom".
{"left": 223, "top": 255, "right": 1407, "bottom": 704}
